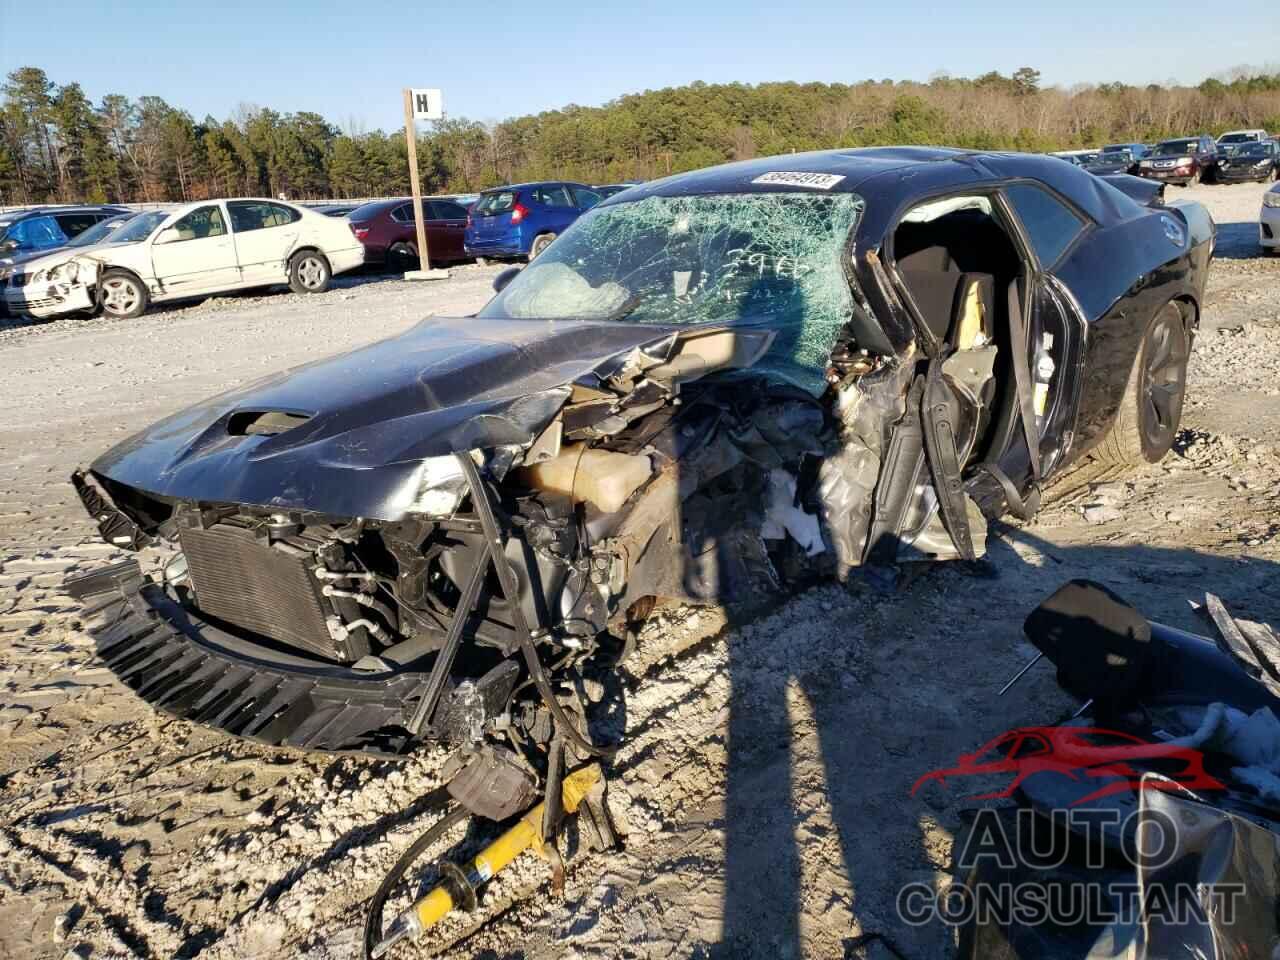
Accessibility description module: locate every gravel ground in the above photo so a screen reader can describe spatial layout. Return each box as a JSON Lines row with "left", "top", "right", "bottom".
{"left": 1, "top": 180, "right": 1278, "bottom": 960}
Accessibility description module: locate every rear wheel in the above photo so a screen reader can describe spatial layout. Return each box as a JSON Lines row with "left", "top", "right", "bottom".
{"left": 387, "top": 242, "right": 416, "bottom": 273}
{"left": 288, "top": 251, "right": 331, "bottom": 294}
{"left": 99, "top": 271, "right": 148, "bottom": 319}
{"left": 1092, "top": 302, "right": 1189, "bottom": 466}
{"left": 530, "top": 233, "right": 556, "bottom": 259}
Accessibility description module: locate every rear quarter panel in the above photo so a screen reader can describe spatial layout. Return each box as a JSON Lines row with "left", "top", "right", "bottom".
{"left": 1055, "top": 204, "right": 1208, "bottom": 457}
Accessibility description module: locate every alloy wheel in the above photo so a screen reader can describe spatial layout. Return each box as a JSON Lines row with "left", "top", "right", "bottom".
{"left": 103, "top": 278, "right": 139, "bottom": 315}
{"left": 1139, "top": 310, "right": 1189, "bottom": 456}
{"left": 297, "top": 256, "right": 326, "bottom": 290}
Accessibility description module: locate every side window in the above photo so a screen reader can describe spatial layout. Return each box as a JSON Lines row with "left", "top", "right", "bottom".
{"left": 54, "top": 214, "right": 99, "bottom": 238}
{"left": 1003, "top": 183, "right": 1086, "bottom": 269}
{"left": 391, "top": 203, "right": 413, "bottom": 223}
{"left": 264, "top": 202, "right": 300, "bottom": 226}
{"left": 535, "top": 186, "right": 573, "bottom": 207}
{"left": 170, "top": 205, "right": 227, "bottom": 241}
{"left": 429, "top": 200, "right": 468, "bottom": 220}
{"left": 572, "top": 188, "right": 602, "bottom": 210}
{"left": 228, "top": 201, "right": 298, "bottom": 232}
{"left": 9, "top": 216, "right": 67, "bottom": 251}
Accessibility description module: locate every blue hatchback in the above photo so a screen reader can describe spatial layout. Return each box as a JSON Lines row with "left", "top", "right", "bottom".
{"left": 464, "top": 181, "right": 601, "bottom": 261}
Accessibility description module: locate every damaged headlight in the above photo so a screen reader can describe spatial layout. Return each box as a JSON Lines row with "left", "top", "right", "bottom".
{"left": 404, "top": 455, "right": 469, "bottom": 517}
{"left": 33, "top": 261, "right": 79, "bottom": 285}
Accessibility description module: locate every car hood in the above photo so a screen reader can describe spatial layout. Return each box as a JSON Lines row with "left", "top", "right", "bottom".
{"left": 91, "top": 314, "right": 686, "bottom": 520}
{"left": 13, "top": 240, "right": 137, "bottom": 274}
{"left": 1, "top": 244, "right": 74, "bottom": 272}
{"left": 1085, "top": 161, "right": 1131, "bottom": 175}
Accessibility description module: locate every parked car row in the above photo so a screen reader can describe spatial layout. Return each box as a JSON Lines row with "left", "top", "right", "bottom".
{"left": 0, "top": 178, "right": 643, "bottom": 321}
{"left": 1052, "top": 130, "right": 1278, "bottom": 187}
{"left": 335, "top": 182, "right": 642, "bottom": 267}
{"left": 2, "top": 199, "right": 364, "bottom": 321}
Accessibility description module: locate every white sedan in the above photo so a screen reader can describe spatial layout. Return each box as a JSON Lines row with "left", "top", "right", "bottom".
{"left": 4, "top": 199, "right": 365, "bottom": 320}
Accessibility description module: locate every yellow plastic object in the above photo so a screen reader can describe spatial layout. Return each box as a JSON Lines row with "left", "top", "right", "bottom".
{"left": 955, "top": 278, "right": 987, "bottom": 350}
{"left": 410, "top": 764, "right": 601, "bottom": 932}
{"left": 520, "top": 444, "right": 651, "bottom": 513}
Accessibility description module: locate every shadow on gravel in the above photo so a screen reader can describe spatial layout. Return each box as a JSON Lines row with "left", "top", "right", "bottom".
{"left": 1211, "top": 220, "right": 1267, "bottom": 260}
{"left": 713, "top": 526, "right": 1280, "bottom": 959}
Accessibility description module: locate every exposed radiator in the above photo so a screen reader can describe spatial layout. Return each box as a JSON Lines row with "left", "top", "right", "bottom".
{"left": 179, "top": 523, "right": 343, "bottom": 661}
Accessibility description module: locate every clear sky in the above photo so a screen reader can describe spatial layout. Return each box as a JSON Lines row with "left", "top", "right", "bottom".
{"left": 2, "top": 0, "right": 1276, "bottom": 132}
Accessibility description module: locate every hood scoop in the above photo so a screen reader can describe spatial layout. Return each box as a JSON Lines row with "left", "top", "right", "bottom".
{"left": 227, "top": 410, "right": 312, "bottom": 437}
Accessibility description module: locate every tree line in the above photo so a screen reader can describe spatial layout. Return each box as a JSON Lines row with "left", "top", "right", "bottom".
{"left": 3, "top": 65, "right": 1279, "bottom": 206}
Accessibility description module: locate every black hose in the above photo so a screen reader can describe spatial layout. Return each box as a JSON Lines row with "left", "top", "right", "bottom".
{"left": 362, "top": 804, "right": 469, "bottom": 960}
{"left": 456, "top": 453, "right": 617, "bottom": 760}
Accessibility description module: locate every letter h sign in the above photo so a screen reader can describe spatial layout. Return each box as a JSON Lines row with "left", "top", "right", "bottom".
{"left": 410, "top": 89, "right": 443, "bottom": 121}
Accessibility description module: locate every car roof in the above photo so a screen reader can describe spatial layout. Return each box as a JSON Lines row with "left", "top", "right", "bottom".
{"left": 481, "top": 181, "right": 592, "bottom": 192}
{"left": 606, "top": 146, "right": 1149, "bottom": 236}
{"left": 1, "top": 204, "right": 127, "bottom": 220}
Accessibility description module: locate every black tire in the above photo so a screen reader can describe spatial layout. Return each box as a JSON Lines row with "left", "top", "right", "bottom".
{"left": 530, "top": 233, "right": 556, "bottom": 259}
{"left": 1092, "top": 302, "right": 1189, "bottom": 466}
{"left": 387, "top": 242, "right": 416, "bottom": 273}
{"left": 99, "top": 270, "right": 148, "bottom": 319}
{"left": 288, "top": 250, "right": 332, "bottom": 294}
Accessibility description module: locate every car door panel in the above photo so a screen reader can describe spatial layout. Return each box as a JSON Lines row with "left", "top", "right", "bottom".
{"left": 150, "top": 205, "right": 238, "bottom": 294}
{"left": 228, "top": 201, "right": 302, "bottom": 283}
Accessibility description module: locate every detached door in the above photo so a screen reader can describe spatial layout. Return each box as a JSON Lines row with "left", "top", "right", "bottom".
{"left": 150, "top": 204, "right": 239, "bottom": 293}
{"left": 227, "top": 201, "right": 303, "bottom": 284}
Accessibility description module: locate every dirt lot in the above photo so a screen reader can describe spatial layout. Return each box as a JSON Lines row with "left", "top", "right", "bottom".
{"left": 1, "top": 180, "right": 1278, "bottom": 960}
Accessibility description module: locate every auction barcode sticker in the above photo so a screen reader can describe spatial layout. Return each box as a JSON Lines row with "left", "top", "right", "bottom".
{"left": 751, "top": 171, "right": 845, "bottom": 190}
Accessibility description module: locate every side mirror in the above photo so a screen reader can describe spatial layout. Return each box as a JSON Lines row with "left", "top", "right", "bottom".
{"left": 492, "top": 266, "right": 521, "bottom": 294}
{"left": 154, "top": 227, "right": 180, "bottom": 245}
{"left": 0, "top": 239, "right": 17, "bottom": 253}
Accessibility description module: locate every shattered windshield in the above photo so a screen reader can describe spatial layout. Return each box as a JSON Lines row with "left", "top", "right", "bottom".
{"left": 479, "top": 192, "right": 865, "bottom": 395}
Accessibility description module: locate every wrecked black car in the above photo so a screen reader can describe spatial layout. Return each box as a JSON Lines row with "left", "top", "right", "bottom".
{"left": 66, "top": 148, "right": 1214, "bottom": 770}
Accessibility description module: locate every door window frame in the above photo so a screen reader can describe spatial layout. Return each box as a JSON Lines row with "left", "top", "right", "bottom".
{"left": 163, "top": 204, "right": 229, "bottom": 243}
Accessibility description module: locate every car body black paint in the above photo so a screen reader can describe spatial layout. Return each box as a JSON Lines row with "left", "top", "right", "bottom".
{"left": 73, "top": 148, "right": 1214, "bottom": 757}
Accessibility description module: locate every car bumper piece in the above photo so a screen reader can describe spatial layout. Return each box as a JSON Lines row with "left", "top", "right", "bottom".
{"left": 4, "top": 281, "right": 94, "bottom": 318}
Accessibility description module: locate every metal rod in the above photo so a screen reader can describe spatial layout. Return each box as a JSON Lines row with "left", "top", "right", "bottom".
{"left": 1069, "top": 698, "right": 1094, "bottom": 720}
{"left": 998, "top": 651, "right": 1044, "bottom": 696}
{"left": 405, "top": 541, "right": 491, "bottom": 736}
{"left": 455, "top": 453, "right": 616, "bottom": 759}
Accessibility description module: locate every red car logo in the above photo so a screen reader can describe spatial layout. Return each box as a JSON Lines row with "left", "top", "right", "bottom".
{"left": 911, "top": 726, "right": 1225, "bottom": 806}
